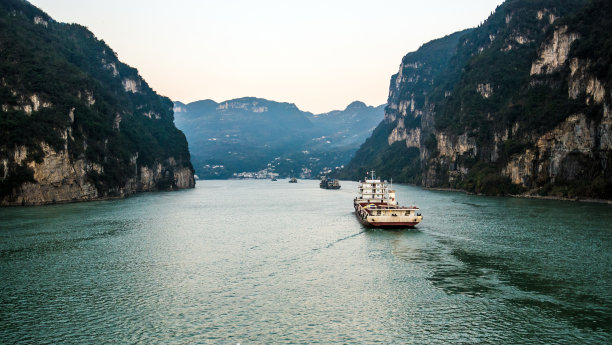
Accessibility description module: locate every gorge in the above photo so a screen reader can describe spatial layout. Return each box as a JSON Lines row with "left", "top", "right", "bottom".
{"left": 2, "top": 0, "right": 611, "bottom": 204}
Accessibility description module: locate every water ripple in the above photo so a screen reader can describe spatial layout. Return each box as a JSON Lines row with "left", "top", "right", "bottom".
{"left": 1, "top": 180, "right": 611, "bottom": 344}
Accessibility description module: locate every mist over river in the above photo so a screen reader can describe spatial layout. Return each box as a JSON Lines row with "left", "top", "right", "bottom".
{"left": 1, "top": 180, "right": 611, "bottom": 344}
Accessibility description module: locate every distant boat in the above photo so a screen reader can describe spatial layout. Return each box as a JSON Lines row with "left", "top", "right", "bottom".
{"left": 320, "top": 176, "right": 340, "bottom": 189}
{"left": 271, "top": 177, "right": 277, "bottom": 181}
{"left": 354, "top": 171, "right": 422, "bottom": 228}
{"left": 289, "top": 177, "right": 298, "bottom": 183}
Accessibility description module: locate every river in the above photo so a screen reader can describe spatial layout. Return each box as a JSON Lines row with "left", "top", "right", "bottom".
{"left": 1, "top": 179, "right": 611, "bottom": 344}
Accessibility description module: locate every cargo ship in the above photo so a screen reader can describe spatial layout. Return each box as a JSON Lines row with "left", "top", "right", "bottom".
{"left": 320, "top": 176, "right": 341, "bottom": 189}
{"left": 354, "top": 171, "right": 422, "bottom": 228}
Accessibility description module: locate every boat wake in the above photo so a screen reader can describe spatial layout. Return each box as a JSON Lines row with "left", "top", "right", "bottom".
{"left": 319, "top": 230, "right": 366, "bottom": 250}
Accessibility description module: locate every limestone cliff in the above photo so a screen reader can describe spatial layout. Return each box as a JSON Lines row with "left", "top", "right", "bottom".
{"left": 343, "top": 0, "right": 611, "bottom": 199}
{"left": 0, "top": 0, "right": 194, "bottom": 205}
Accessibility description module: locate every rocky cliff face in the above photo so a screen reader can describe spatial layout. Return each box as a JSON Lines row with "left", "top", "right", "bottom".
{"left": 0, "top": 0, "right": 194, "bottom": 205}
{"left": 344, "top": 0, "right": 611, "bottom": 199}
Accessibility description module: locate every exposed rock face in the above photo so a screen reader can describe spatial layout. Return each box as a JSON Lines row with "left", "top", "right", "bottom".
{"left": 0, "top": 0, "right": 195, "bottom": 206}
{"left": 33, "top": 15, "right": 47, "bottom": 27}
{"left": 173, "top": 167, "right": 196, "bottom": 189}
{"left": 435, "top": 133, "right": 478, "bottom": 160}
{"left": 502, "top": 113, "right": 600, "bottom": 186}
{"left": 2, "top": 141, "right": 194, "bottom": 206}
{"left": 537, "top": 9, "right": 557, "bottom": 24}
{"left": 477, "top": 83, "right": 493, "bottom": 98}
{"left": 530, "top": 26, "right": 580, "bottom": 75}
{"left": 600, "top": 104, "right": 612, "bottom": 150}
{"left": 388, "top": 119, "right": 421, "bottom": 148}
{"left": 9, "top": 144, "right": 99, "bottom": 205}
{"left": 216, "top": 99, "right": 269, "bottom": 113}
{"left": 569, "top": 58, "right": 605, "bottom": 104}
{"left": 137, "top": 162, "right": 194, "bottom": 191}
{"left": 122, "top": 78, "right": 141, "bottom": 93}
{"left": 503, "top": 149, "right": 536, "bottom": 186}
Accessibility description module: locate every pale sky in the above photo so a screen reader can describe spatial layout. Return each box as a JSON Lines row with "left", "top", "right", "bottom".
{"left": 29, "top": 0, "right": 504, "bottom": 113}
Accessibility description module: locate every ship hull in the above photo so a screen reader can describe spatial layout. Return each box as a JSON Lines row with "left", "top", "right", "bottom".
{"left": 354, "top": 201, "right": 422, "bottom": 229}
{"left": 320, "top": 177, "right": 341, "bottom": 189}
{"left": 354, "top": 211, "right": 420, "bottom": 228}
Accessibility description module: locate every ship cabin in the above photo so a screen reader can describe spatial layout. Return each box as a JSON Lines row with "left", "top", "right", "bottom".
{"left": 356, "top": 176, "right": 397, "bottom": 206}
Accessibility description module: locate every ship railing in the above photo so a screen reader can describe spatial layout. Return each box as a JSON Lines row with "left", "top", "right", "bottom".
{"left": 356, "top": 203, "right": 418, "bottom": 211}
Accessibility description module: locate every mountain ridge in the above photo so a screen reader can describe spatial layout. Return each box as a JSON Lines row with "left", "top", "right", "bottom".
{"left": 174, "top": 97, "right": 384, "bottom": 179}
{"left": 0, "top": 0, "right": 195, "bottom": 205}
{"left": 341, "top": 0, "right": 612, "bottom": 199}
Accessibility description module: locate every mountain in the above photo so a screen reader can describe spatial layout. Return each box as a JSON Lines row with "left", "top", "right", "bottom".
{"left": 341, "top": 0, "right": 612, "bottom": 200}
{"left": 309, "top": 101, "right": 387, "bottom": 149}
{"left": 0, "top": 0, "right": 194, "bottom": 205}
{"left": 174, "top": 98, "right": 384, "bottom": 178}
{"left": 340, "top": 30, "right": 471, "bottom": 183}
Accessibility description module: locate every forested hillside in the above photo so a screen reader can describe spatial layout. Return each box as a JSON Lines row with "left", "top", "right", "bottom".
{"left": 0, "top": 0, "right": 194, "bottom": 205}
{"left": 174, "top": 98, "right": 383, "bottom": 179}
{"left": 342, "top": 0, "right": 611, "bottom": 199}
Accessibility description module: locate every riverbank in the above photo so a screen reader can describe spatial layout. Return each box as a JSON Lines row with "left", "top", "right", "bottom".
{"left": 423, "top": 186, "right": 612, "bottom": 204}
{"left": 0, "top": 187, "right": 193, "bottom": 207}
{"left": 516, "top": 193, "right": 612, "bottom": 204}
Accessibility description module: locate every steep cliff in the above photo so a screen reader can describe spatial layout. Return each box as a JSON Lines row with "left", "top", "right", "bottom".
{"left": 0, "top": 0, "right": 194, "bottom": 205}
{"left": 343, "top": 30, "right": 471, "bottom": 183}
{"left": 343, "top": 0, "right": 612, "bottom": 199}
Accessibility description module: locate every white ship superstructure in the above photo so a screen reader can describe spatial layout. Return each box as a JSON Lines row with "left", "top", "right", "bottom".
{"left": 353, "top": 171, "right": 422, "bottom": 228}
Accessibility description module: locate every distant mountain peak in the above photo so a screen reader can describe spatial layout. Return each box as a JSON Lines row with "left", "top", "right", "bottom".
{"left": 190, "top": 99, "right": 218, "bottom": 105}
{"left": 173, "top": 101, "right": 187, "bottom": 113}
{"left": 345, "top": 101, "right": 367, "bottom": 111}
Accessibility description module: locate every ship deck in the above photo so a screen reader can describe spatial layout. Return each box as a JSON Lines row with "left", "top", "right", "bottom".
{"left": 354, "top": 200, "right": 422, "bottom": 228}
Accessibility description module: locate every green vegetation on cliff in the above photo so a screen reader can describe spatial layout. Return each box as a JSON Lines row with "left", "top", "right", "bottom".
{"left": 339, "top": 121, "right": 421, "bottom": 183}
{"left": 0, "top": 0, "right": 193, "bottom": 200}
{"left": 434, "top": 0, "right": 594, "bottom": 136}
{"left": 342, "top": 0, "right": 612, "bottom": 199}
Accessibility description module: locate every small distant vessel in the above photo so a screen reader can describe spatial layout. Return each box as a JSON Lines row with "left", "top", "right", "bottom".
{"left": 271, "top": 177, "right": 278, "bottom": 181}
{"left": 354, "top": 171, "right": 422, "bottom": 228}
{"left": 320, "top": 176, "right": 340, "bottom": 189}
{"left": 289, "top": 177, "right": 298, "bottom": 183}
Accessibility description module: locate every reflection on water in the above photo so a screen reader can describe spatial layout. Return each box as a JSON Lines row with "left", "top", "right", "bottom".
{"left": 1, "top": 180, "right": 611, "bottom": 344}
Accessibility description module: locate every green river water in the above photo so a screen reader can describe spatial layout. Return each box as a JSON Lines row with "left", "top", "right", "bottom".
{"left": 1, "top": 179, "right": 611, "bottom": 344}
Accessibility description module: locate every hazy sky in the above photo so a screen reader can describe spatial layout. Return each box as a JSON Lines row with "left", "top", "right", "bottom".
{"left": 29, "top": 0, "right": 504, "bottom": 113}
